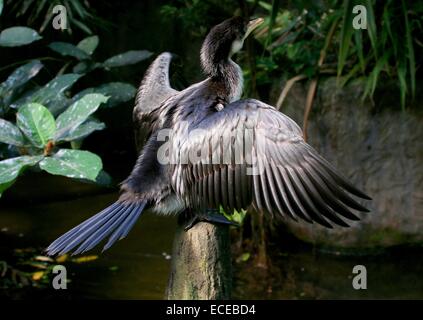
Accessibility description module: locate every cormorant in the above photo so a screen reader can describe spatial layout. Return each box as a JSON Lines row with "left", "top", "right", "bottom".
{"left": 46, "top": 17, "right": 371, "bottom": 256}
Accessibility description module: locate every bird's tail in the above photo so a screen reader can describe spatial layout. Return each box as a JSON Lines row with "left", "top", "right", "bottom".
{"left": 46, "top": 200, "right": 147, "bottom": 256}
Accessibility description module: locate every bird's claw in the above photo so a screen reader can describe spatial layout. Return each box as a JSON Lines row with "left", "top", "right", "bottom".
{"left": 184, "top": 210, "right": 238, "bottom": 231}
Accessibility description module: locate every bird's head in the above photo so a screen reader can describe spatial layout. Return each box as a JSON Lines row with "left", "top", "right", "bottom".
{"left": 201, "top": 16, "right": 263, "bottom": 76}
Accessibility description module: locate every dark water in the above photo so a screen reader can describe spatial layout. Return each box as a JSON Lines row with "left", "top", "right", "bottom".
{"left": 0, "top": 192, "right": 176, "bottom": 299}
{"left": 234, "top": 245, "right": 423, "bottom": 299}
{"left": 1, "top": 187, "right": 422, "bottom": 299}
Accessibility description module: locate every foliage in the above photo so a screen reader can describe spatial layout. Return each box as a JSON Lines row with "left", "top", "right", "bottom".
{"left": 0, "top": 5, "right": 152, "bottom": 197}
{"left": 160, "top": 0, "right": 422, "bottom": 109}
{"left": 4, "top": 0, "right": 109, "bottom": 35}
{"left": 0, "top": 94, "right": 106, "bottom": 197}
{"left": 160, "top": 0, "right": 239, "bottom": 37}
{"left": 254, "top": 0, "right": 422, "bottom": 109}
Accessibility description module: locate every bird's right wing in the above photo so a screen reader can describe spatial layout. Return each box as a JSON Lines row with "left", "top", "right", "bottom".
{"left": 134, "top": 52, "right": 179, "bottom": 149}
{"left": 172, "top": 99, "right": 371, "bottom": 228}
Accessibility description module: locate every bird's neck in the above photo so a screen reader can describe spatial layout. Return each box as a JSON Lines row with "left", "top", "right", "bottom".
{"left": 207, "top": 59, "right": 243, "bottom": 102}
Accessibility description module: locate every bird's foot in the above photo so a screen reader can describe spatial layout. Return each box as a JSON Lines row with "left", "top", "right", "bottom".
{"left": 184, "top": 209, "right": 238, "bottom": 231}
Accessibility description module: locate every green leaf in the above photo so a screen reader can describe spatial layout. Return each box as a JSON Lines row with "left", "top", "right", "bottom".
{"left": 364, "top": 0, "right": 378, "bottom": 58}
{"left": 72, "top": 18, "right": 93, "bottom": 35}
{"left": 72, "top": 82, "right": 136, "bottom": 108}
{"left": 11, "top": 74, "right": 81, "bottom": 112}
{"left": 17, "top": 103, "right": 56, "bottom": 148}
{"left": 397, "top": 58, "right": 408, "bottom": 110}
{"left": 77, "top": 35, "right": 99, "bottom": 55}
{"left": 0, "top": 119, "right": 26, "bottom": 146}
{"left": 0, "top": 26, "right": 42, "bottom": 47}
{"left": 0, "top": 60, "right": 43, "bottom": 92}
{"left": 72, "top": 61, "right": 101, "bottom": 74}
{"left": 265, "top": 0, "right": 281, "bottom": 48}
{"left": 338, "top": 0, "right": 354, "bottom": 76}
{"left": 0, "top": 155, "right": 43, "bottom": 196}
{"left": 383, "top": 3, "right": 397, "bottom": 56}
{"left": 55, "top": 93, "right": 108, "bottom": 141}
{"left": 59, "top": 118, "right": 105, "bottom": 142}
{"left": 39, "top": 149, "right": 102, "bottom": 181}
{"left": 0, "top": 0, "right": 3, "bottom": 16}
{"left": 48, "top": 42, "right": 90, "bottom": 60}
{"left": 353, "top": 30, "right": 365, "bottom": 74}
{"left": 402, "top": 0, "right": 416, "bottom": 100}
{"left": 363, "top": 50, "right": 391, "bottom": 99}
{"left": 103, "top": 50, "right": 153, "bottom": 68}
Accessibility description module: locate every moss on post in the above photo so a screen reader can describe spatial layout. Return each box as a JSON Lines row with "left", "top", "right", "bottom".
{"left": 166, "top": 222, "right": 232, "bottom": 300}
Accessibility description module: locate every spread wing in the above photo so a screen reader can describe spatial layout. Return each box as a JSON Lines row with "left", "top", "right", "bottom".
{"left": 172, "top": 99, "right": 371, "bottom": 228}
{"left": 133, "top": 52, "right": 179, "bottom": 149}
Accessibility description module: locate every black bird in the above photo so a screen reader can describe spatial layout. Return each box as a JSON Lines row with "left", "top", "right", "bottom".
{"left": 46, "top": 17, "right": 371, "bottom": 256}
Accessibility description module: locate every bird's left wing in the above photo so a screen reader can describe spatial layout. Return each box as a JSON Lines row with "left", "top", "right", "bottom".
{"left": 134, "top": 52, "right": 179, "bottom": 149}
{"left": 171, "top": 99, "right": 371, "bottom": 228}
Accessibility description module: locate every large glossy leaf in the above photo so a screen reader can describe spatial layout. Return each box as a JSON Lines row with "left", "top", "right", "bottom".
{"left": 0, "top": 27, "right": 42, "bottom": 47}
{"left": 11, "top": 74, "right": 81, "bottom": 112}
{"left": 48, "top": 42, "right": 90, "bottom": 60}
{"left": 0, "top": 60, "right": 43, "bottom": 91}
{"left": 0, "top": 119, "right": 26, "bottom": 146}
{"left": 103, "top": 50, "right": 152, "bottom": 68}
{"left": 72, "top": 61, "right": 101, "bottom": 74}
{"left": 39, "top": 149, "right": 102, "bottom": 181}
{"left": 17, "top": 103, "right": 56, "bottom": 148}
{"left": 72, "top": 82, "right": 136, "bottom": 108}
{"left": 77, "top": 35, "right": 99, "bottom": 55}
{"left": 0, "top": 60, "right": 44, "bottom": 106}
{"left": 0, "top": 0, "right": 3, "bottom": 16}
{"left": 60, "top": 118, "right": 105, "bottom": 142}
{"left": 55, "top": 93, "right": 108, "bottom": 141}
{"left": 0, "top": 155, "right": 43, "bottom": 196}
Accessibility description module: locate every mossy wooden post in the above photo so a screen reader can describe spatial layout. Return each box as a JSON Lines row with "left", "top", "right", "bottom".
{"left": 166, "top": 221, "right": 232, "bottom": 300}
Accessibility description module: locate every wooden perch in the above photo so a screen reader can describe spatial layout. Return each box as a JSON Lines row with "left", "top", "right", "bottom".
{"left": 166, "top": 221, "right": 232, "bottom": 300}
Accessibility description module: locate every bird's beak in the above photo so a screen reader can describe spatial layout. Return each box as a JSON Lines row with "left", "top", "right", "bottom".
{"left": 245, "top": 18, "right": 264, "bottom": 38}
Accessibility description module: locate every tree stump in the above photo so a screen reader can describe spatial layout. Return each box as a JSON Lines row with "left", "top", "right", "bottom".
{"left": 166, "top": 221, "right": 232, "bottom": 300}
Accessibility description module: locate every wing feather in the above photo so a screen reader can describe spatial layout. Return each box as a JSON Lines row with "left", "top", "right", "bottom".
{"left": 173, "top": 99, "right": 371, "bottom": 227}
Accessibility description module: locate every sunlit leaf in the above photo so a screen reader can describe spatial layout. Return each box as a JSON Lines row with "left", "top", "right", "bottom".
{"left": 34, "top": 256, "right": 54, "bottom": 262}
{"left": 32, "top": 271, "right": 44, "bottom": 281}
{"left": 0, "top": 119, "right": 26, "bottom": 146}
{"left": 54, "top": 93, "right": 108, "bottom": 141}
{"left": 0, "top": 26, "right": 42, "bottom": 47}
{"left": 39, "top": 149, "right": 102, "bottom": 181}
{"left": 71, "top": 255, "right": 98, "bottom": 263}
{"left": 17, "top": 103, "right": 56, "bottom": 148}
{"left": 103, "top": 50, "right": 153, "bottom": 68}
{"left": 77, "top": 35, "right": 99, "bottom": 55}
{"left": 27, "top": 262, "right": 48, "bottom": 269}
{"left": 240, "top": 253, "right": 250, "bottom": 262}
{"left": 55, "top": 254, "right": 68, "bottom": 263}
